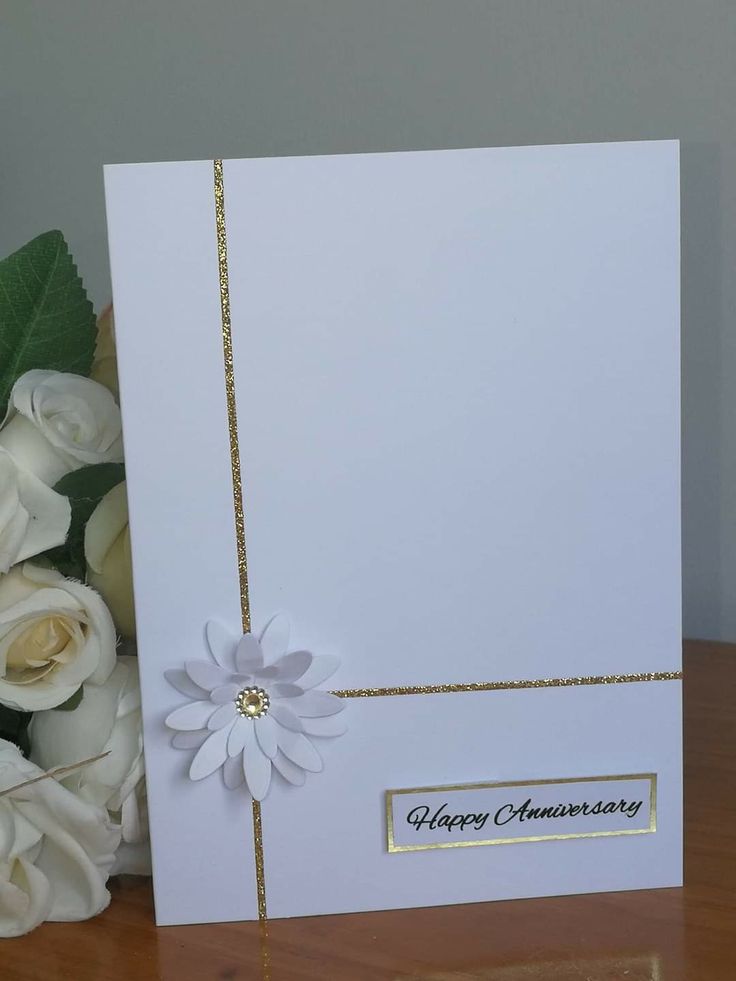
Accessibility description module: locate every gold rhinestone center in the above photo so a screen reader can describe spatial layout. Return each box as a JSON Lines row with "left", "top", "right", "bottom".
{"left": 235, "top": 686, "right": 270, "bottom": 719}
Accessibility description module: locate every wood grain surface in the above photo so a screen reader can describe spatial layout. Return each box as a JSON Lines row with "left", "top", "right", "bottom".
{"left": 3, "top": 640, "right": 733, "bottom": 980}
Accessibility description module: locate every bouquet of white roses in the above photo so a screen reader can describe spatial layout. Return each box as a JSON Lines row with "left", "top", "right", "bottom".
{"left": 0, "top": 231, "right": 149, "bottom": 938}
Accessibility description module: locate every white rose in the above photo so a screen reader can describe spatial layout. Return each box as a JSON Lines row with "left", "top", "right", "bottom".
{"left": 0, "top": 447, "right": 71, "bottom": 574}
{"left": 0, "top": 738, "right": 119, "bottom": 937}
{"left": 0, "top": 370, "right": 123, "bottom": 486}
{"left": 0, "top": 563, "right": 116, "bottom": 712}
{"left": 85, "top": 482, "right": 135, "bottom": 639}
{"left": 30, "top": 655, "right": 150, "bottom": 876}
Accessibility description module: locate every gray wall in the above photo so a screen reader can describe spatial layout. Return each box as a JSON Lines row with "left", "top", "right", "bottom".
{"left": 2, "top": 1, "right": 734, "bottom": 640}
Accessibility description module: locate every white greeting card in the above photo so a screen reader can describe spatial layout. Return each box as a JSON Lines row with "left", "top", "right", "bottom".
{"left": 104, "top": 141, "right": 681, "bottom": 926}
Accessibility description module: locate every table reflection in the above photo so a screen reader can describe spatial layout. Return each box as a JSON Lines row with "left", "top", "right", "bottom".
{"left": 399, "top": 952, "right": 662, "bottom": 980}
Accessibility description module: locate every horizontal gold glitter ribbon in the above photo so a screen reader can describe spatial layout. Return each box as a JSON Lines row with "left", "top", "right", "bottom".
{"left": 332, "top": 670, "right": 682, "bottom": 699}
{"left": 212, "top": 159, "right": 682, "bottom": 952}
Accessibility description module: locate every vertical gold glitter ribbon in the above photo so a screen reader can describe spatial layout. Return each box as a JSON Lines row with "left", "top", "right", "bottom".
{"left": 214, "top": 159, "right": 250, "bottom": 637}
{"left": 213, "top": 160, "right": 269, "bottom": 943}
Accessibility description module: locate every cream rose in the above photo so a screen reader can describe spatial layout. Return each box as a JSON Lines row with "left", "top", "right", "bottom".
{"left": 0, "top": 448, "right": 71, "bottom": 574}
{"left": 30, "top": 655, "right": 150, "bottom": 877}
{"left": 0, "top": 563, "right": 116, "bottom": 712}
{"left": 85, "top": 482, "right": 135, "bottom": 639}
{"left": 0, "top": 369, "right": 123, "bottom": 486}
{"left": 90, "top": 304, "right": 119, "bottom": 399}
{"left": 0, "top": 738, "right": 119, "bottom": 937}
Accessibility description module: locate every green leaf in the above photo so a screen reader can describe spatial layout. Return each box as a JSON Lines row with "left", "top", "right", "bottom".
{"left": 0, "top": 230, "right": 96, "bottom": 416}
{"left": 52, "top": 686, "right": 84, "bottom": 712}
{"left": 0, "top": 704, "right": 33, "bottom": 756}
{"left": 44, "top": 462, "right": 125, "bottom": 580}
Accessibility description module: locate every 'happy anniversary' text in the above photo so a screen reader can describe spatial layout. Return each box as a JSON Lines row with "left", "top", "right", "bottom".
{"left": 406, "top": 796, "right": 644, "bottom": 834}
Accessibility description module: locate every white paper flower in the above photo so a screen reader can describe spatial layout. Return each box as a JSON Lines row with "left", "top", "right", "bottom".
{"left": 165, "top": 616, "right": 346, "bottom": 801}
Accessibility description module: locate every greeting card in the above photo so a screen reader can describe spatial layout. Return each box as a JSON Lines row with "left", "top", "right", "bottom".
{"left": 104, "top": 141, "right": 681, "bottom": 926}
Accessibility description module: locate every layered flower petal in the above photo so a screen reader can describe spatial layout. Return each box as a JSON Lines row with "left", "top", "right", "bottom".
{"left": 272, "top": 751, "right": 307, "bottom": 787}
{"left": 255, "top": 715, "right": 279, "bottom": 760}
{"left": 164, "top": 669, "right": 207, "bottom": 701}
{"left": 227, "top": 718, "right": 250, "bottom": 758}
{"left": 205, "top": 620, "right": 236, "bottom": 672}
{"left": 268, "top": 702, "right": 304, "bottom": 733}
{"left": 271, "top": 683, "right": 303, "bottom": 699}
{"left": 259, "top": 614, "right": 289, "bottom": 665}
{"left": 242, "top": 723, "right": 272, "bottom": 801}
{"left": 165, "top": 701, "right": 214, "bottom": 731}
{"left": 277, "top": 729, "right": 323, "bottom": 773}
{"left": 223, "top": 755, "right": 244, "bottom": 790}
{"left": 189, "top": 726, "right": 230, "bottom": 781}
{"left": 207, "top": 702, "right": 237, "bottom": 731}
{"left": 289, "top": 690, "right": 345, "bottom": 718}
{"left": 172, "top": 730, "right": 209, "bottom": 750}
{"left": 301, "top": 715, "right": 349, "bottom": 738}
{"left": 210, "top": 683, "right": 240, "bottom": 704}
{"left": 235, "top": 634, "right": 263, "bottom": 674}
{"left": 270, "top": 650, "right": 312, "bottom": 683}
{"left": 185, "top": 660, "right": 228, "bottom": 691}
{"left": 297, "top": 654, "right": 341, "bottom": 691}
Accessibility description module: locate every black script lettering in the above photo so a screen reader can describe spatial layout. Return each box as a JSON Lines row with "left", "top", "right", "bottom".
{"left": 406, "top": 802, "right": 490, "bottom": 835}
{"left": 406, "top": 805, "right": 432, "bottom": 831}
{"left": 494, "top": 803, "right": 516, "bottom": 826}
{"left": 491, "top": 795, "right": 647, "bottom": 828}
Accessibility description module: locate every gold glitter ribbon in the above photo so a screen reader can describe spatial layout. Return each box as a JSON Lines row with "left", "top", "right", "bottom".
{"left": 332, "top": 671, "right": 682, "bottom": 699}
{"left": 214, "top": 161, "right": 268, "bottom": 945}
{"left": 214, "top": 159, "right": 250, "bottom": 636}
{"left": 212, "top": 159, "right": 682, "bottom": 942}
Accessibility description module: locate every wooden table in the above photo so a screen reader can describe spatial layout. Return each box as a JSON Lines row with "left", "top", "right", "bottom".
{"left": 5, "top": 640, "right": 734, "bottom": 980}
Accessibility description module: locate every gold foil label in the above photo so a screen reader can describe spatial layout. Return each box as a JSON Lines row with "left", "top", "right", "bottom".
{"left": 387, "top": 773, "right": 656, "bottom": 853}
